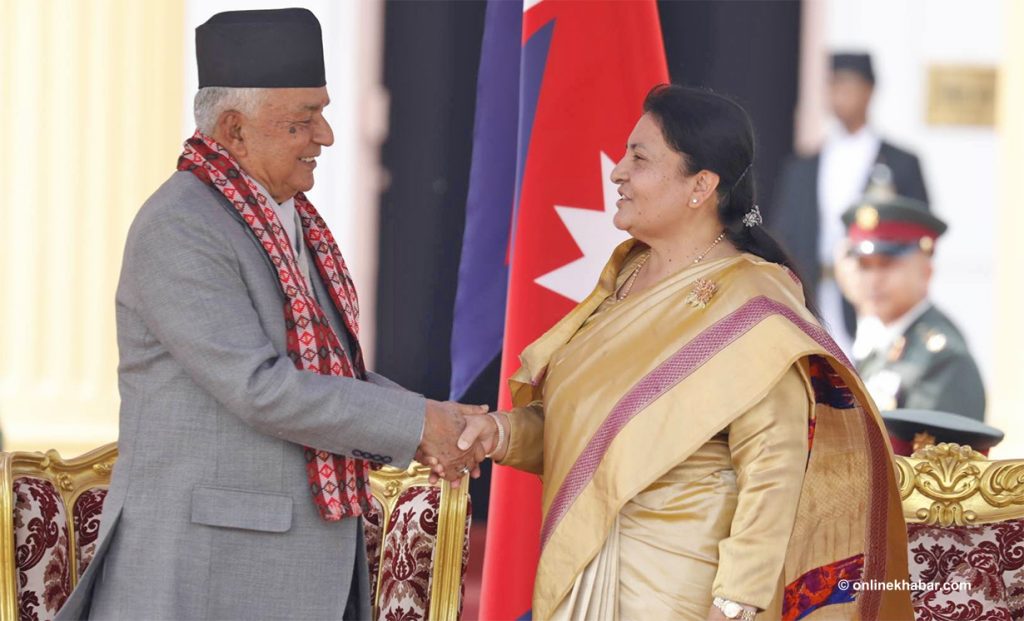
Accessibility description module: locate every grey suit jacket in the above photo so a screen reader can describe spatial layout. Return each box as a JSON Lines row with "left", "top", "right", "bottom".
{"left": 57, "top": 171, "right": 426, "bottom": 620}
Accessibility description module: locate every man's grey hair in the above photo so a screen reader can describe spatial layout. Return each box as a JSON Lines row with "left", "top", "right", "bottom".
{"left": 194, "top": 87, "right": 267, "bottom": 134}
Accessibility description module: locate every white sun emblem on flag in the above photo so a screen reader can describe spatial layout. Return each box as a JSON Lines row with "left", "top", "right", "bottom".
{"left": 534, "top": 152, "right": 630, "bottom": 302}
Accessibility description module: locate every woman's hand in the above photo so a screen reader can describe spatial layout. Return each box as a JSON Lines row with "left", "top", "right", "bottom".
{"left": 706, "top": 606, "right": 728, "bottom": 621}
{"left": 459, "top": 412, "right": 505, "bottom": 459}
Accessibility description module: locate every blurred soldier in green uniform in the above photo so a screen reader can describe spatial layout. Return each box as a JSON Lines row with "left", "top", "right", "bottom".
{"left": 836, "top": 194, "right": 986, "bottom": 420}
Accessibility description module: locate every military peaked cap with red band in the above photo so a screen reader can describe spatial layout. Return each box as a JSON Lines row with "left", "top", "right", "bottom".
{"left": 842, "top": 195, "right": 947, "bottom": 257}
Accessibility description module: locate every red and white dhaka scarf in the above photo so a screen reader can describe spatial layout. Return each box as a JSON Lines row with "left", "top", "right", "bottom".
{"left": 178, "top": 130, "right": 374, "bottom": 521}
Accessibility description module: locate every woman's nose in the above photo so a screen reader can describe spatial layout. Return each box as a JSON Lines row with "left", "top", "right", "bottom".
{"left": 610, "top": 157, "right": 627, "bottom": 183}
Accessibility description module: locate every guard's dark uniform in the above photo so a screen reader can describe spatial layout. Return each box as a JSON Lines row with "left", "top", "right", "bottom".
{"left": 842, "top": 196, "right": 986, "bottom": 421}
{"left": 858, "top": 304, "right": 986, "bottom": 420}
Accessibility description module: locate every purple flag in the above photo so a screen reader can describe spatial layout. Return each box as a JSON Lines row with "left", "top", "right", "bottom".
{"left": 449, "top": 0, "right": 522, "bottom": 400}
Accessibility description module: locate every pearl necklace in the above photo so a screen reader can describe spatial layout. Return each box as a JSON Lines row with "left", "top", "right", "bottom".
{"left": 617, "top": 231, "right": 728, "bottom": 301}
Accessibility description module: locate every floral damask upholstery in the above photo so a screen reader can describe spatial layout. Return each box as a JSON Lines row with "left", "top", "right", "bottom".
{"left": 378, "top": 486, "right": 441, "bottom": 620}
{"left": 897, "top": 444, "right": 1024, "bottom": 621}
{"left": 1, "top": 443, "right": 117, "bottom": 621}
{"left": 72, "top": 488, "right": 108, "bottom": 578}
{"left": 375, "top": 487, "right": 472, "bottom": 621}
{"left": 365, "top": 465, "right": 472, "bottom": 621}
{"left": 365, "top": 494, "right": 386, "bottom": 603}
{"left": 5, "top": 446, "right": 466, "bottom": 621}
{"left": 908, "top": 521, "right": 1024, "bottom": 619}
{"left": 13, "top": 477, "right": 72, "bottom": 621}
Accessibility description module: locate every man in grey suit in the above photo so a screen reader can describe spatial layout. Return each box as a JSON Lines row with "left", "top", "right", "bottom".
{"left": 58, "top": 9, "right": 485, "bottom": 620}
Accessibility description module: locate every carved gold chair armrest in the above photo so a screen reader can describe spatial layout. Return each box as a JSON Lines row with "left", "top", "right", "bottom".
{"left": 895, "top": 442, "right": 1024, "bottom": 527}
{"left": 367, "top": 463, "right": 470, "bottom": 621}
{"left": 0, "top": 442, "right": 118, "bottom": 620}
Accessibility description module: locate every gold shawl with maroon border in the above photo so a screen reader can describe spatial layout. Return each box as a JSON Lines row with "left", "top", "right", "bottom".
{"left": 509, "top": 239, "right": 912, "bottom": 620}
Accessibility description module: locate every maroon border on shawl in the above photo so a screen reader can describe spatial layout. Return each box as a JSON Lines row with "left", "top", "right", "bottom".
{"left": 858, "top": 393, "right": 891, "bottom": 617}
{"left": 539, "top": 295, "right": 854, "bottom": 549}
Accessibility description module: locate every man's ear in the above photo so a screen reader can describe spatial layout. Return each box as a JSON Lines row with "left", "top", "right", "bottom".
{"left": 922, "top": 253, "right": 934, "bottom": 283}
{"left": 212, "top": 110, "right": 247, "bottom": 158}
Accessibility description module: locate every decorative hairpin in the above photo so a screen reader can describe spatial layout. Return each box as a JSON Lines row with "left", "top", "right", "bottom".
{"left": 742, "top": 204, "right": 763, "bottom": 228}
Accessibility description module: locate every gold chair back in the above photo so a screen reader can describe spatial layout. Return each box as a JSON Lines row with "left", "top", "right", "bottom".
{"left": 0, "top": 442, "right": 118, "bottom": 621}
{"left": 0, "top": 444, "right": 469, "bottom": 621}
{"left": 367, "top": 463, "right": 470, "bottom": 621}
{"left": 895, "top": 442, "right": 1024, "bottom": 526}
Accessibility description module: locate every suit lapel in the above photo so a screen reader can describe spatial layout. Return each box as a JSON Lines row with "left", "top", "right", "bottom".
{"left": 306, "top": 251, "right": 357, "bottom": 361}
{"left": 209, "top": 187, "right": 359, "bottom": 362}
{"left": 209, "top": 189, "right": 285, "bottom": 293}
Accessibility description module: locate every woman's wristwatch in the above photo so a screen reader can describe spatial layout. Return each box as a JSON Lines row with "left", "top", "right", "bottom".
{"left": 713, "top": 597, "right": 756, "bottom": 620}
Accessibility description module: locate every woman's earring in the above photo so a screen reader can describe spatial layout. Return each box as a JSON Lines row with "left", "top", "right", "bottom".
{"left": 691, "top": 197, "right": 699, "bottom": 204}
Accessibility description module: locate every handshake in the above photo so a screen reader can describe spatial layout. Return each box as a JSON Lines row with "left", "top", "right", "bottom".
{"left": 414, "top": 399, "right": 509, "bottom": 487}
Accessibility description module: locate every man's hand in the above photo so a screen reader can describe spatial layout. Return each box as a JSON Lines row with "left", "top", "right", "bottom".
{"left": 416, "top": 400, "right": 488, "bottom": 488}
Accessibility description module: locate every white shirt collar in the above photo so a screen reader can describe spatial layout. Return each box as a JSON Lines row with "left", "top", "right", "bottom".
{"left": 855, "top": 299, "right": 932, "bottom": 360}
{"left": 884, "top": 299, "right": 932, "bottom": 342}
{"left": 248, "top": 179, "right": 299, "bottom": 248}
{"left": 824, "top": 122, "right": 877, "bottom": 146}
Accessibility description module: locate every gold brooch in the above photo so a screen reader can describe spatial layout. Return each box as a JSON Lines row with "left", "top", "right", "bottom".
{"left": 685, "top": 278, "right": 718, "bottom": 309}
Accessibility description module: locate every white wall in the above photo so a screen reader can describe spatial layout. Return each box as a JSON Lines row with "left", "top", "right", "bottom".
{"left": 0, "top": 0, "right": 186, "bottom": 455}
{"left": 824, "top": 0, "right": 1002, "bottom": 399}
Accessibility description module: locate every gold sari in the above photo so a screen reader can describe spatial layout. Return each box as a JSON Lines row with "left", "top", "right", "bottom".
{"left": 499, "top": 240, "right": 913, "bottom": 620}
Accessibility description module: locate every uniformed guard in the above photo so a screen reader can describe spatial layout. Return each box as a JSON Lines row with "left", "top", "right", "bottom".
{"left": 772, "top": 52, "right": 930, "bottom": 355}
{"left": 836, "top": 194, "right": 986, "bottom": 420}
{"left": 883, "top": 409, "right": 1003, "bottom": 457}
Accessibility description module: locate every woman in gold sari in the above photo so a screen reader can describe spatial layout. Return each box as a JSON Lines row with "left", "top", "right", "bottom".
{"left": 455, "top": 85, "right": 912, "bottom": 620}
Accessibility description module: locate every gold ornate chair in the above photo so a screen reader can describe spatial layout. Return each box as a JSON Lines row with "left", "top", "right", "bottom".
{"left": 896, "top": 443, "right": 1024, "bottom": 619}
{"left": 364, "top": 463, "right": 472, "bottom": 621}
{"left": 0, "top": 443, "right": 118, "bottom": 621}
{"left": 2, "top": 442, "right": 471, "bottom": 621}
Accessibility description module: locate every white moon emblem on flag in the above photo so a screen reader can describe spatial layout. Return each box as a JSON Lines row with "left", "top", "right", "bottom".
{"left": 534, "top": 152, "right": 631, "bottom": 303}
